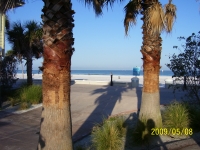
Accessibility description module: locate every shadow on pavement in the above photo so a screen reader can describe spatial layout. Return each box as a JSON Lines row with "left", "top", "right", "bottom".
{"left": 136, "top": 87, "right": 142, "bottom": 114}
{"left": 72, "top": 85, "right": 132, "bottom": 141}
{"left": 124, "top": 112, "right": 168, "bottom": 150}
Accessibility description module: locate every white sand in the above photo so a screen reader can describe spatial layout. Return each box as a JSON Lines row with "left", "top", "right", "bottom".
{"left": 16, "top": 73, "right": 174, "bottom": 85}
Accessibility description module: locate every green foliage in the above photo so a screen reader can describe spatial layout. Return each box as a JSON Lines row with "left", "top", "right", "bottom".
{"left": 0, "top": 87, "right": 19, "bottom": 107}
{"left": 0, "top": 55, "right": 17, "bottom": 107}
{"left": 74, "top": 145, "right": 84, "bottom": 150}
{"left": 162, "top": 102, "right": 190, "bottom": 131}
{"left": 6, "top": 20, "right": 43, "bottom": 59}
{"left": 8, "top": 97, "right": 20, "bottom": 107}
{"left": 6, "top": 20, "right": 43, "bottom": 85}
{"left": 19, "top": 102, "right": 31, "bottom": 110}
{"left": 132, "top": 117, "right": 155, "bottom": 146}
{"left": 106, "top": 116, "right": 126, "bottom": 137}
{"left": 0, "top": 55, "right": 18, "bottom": 88}
{"left": 91, "top": 116, "right": 125, "bottom": 150}
{"left": 187, "top": 104, "right": 200, "bottom": 132}
{"left": 17, "top": 85, "right": 42, "bottom": 104}
{"left": 1, "top": 84, "right": 42, "bottom": 110}
{"left": 166, "top": 32, "right": 200, "bottom": 102}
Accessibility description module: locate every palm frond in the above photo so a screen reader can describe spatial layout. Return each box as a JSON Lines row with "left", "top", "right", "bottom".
{"left": 5, "top": 15, "right": 10, "bottom": 30}
{"left": 164, "top": 0, "right": 176, "bottom": 33}
{"left": 83, "top": 0, "right": 125, "bottom": 16}
{"left": 124, "top": 0, "right": 141, "bottom": 35}
{"left": 24, "top": 20, "right": 42, "bottom": 46}
{"left": 93, "top": 0, "right": 104, "bottom": 16}
{"left": 144, "top": 2, "right": 165, "bottom": 35}
{"left": 0, "top": 0, "right": 25, "bottom": 13}
{"left": 7, "top": 20, "right": 43, "bottom": 59}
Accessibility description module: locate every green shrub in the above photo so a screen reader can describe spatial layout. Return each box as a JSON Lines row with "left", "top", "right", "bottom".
{"left": 187, "top": 105, "right": 200, "bottom": 132}
{"left": 20, "top": 102, "right": 31, "bottom": 110}
{"left": 132, "top": 118, "right": 153, "bottom": 146}
{"left": 162, "top": 102, "right": 190, "bottom": 131}
{"left": 91, "top": 116, "right": 125, "bottom": 150}
{"left": 18, "top": 85, "right": 42, "bottom": 104}
{"left": 8, "top": 97, "right": 20, "bottom": 106}
{"left": 0, "top": 87, "right": 19, "bottom": 107}
{"left": 106, "top": 116, "right": 126, "bottom": 137}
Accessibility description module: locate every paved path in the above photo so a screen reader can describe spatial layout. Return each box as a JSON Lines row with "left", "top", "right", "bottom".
{"left": 0, "top": 84, "right": 199, "bottom": 150}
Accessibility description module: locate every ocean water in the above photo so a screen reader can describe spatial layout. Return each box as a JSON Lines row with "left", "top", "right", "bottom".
{"left": 16, "top": 70, "right": 174, "bottom": 76}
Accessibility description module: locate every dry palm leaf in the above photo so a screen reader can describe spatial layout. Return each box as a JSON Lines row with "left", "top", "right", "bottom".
{"left": 145, "top": 2, "right": 165, "bottom": 35}
{"left": 84, "top": 0, "right": 126, "bottom": 16}
{"left": 93, "top": 0, "right": 104, "bottom": 16}
{"left": 0, "top": 0, "right": 25, "bottom": 13}
{"left": 124, "top": 0, "right": 142, "bottom": 35}
{"left": 164, "top": 0, "right": 176, "bottom": 33}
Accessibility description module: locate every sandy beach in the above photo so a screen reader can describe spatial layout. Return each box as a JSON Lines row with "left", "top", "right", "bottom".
{"left": 16, "top": 73, "right": 174, "bottom": 85}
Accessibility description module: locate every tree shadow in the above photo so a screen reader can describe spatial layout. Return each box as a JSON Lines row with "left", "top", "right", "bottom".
{"left": 124, "top": 115, "right": 168, "bottom": 150}
{"left": 37, "top": 107, "right": 45, "bottom": 149}
{"left": 72, "top": 85, "right": 132, "bottom": 141}
{"left": 136, "top": 87, "right": 142, "bottom": 114}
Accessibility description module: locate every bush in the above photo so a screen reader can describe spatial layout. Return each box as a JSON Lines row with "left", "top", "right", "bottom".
{"left": 132, "top": 118, "right": 154, "bottom": 146}
{"left": 0, "top": 55, "right": 18, "bottom": 107}
{"left": 0, "top": 55, "right": 18, "bottom": 88}
{"left": 162, "top": 102, "right": 190, "bottom": 132}
{"left": 1, "top": 87, "right": 19, "bottom": 107}
{"left": 8, "top": 97, "right": 20, "bottom": 106}
{"left": 20, "top": 102, "right": 32, "bottom": 110}
{"left": 18, "top": 85, "right": 42, "bottom": 104}
{"left": 91, "top": 116, "right": 125, "bottom": 150}
{"left": 106, "top": 116, "right": 126, "bottom": 137}
{"left": 187, "top": 104, "right": 200, "bottom": 132}
{"left": 167, "top": 32, "right": 200, "bottom": 102}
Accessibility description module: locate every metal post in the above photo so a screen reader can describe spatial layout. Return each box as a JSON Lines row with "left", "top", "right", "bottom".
{"left": 110, "top": 72, "right": 113, "bottom": 86}
{"left": 184, "top": 76, "right": 187, "bottom": 90}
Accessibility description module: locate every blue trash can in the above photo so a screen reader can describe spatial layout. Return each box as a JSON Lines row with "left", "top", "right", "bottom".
{"left": 133, "top": 67, "right": 140, "bottom": 76}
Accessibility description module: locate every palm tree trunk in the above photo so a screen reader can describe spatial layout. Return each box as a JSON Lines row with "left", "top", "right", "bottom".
{"left": 139, "top": 1, "right": 162, "bottom": 127}
{"left": 27, "top": 51, "right": 33, "bottom": 85}
{"left": 38, "top": 0, "right": 75, "bottom": 150}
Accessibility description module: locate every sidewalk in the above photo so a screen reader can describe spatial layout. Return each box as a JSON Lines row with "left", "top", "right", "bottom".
{"left": 0, "top": 84, "right": 199, "bottom": 150}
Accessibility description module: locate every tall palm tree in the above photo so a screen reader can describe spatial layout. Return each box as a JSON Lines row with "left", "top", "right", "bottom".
{"left": 124, "top": 0, "right": 176, "bottom": 127}
{"left": 38, "top": 0, "right": 124, "bottom": 149}
{"left": 7, "top": 21, "right": 43, "bottom": 85}
{"left": 24, "top": 21, "right": 43, "bottom": 85}
{"left": 37, "top": 1, "right": 75, "bottom": 149}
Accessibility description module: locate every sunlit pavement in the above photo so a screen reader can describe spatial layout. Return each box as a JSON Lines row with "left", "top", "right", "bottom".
{"left": 0, "top": 84, "right": 199, "bottom": 150}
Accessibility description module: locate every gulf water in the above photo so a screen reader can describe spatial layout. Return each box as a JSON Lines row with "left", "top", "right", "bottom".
{"left": 16, "top": 70, "right": 173, "bottom": 76}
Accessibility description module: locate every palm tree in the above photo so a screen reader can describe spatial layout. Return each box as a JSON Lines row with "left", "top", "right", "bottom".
{"left": 7, "top": 21, "right": 43, "bottom": 85}
{"left": 24, "top": 21, "right": 43, "bottom": 85}
{"left": 0, "top": 0, "right": 25, "bottom": 59}
{"left": 0, "top": 0, "right": 25, "bottom": 13}
{"left": 37, "top": 1, "right": 75, "bottom": 149}
{"left": 124, "top": 0, "right": 176, "bottom": 127}
{"left": 38, "top": 0, "right": 124, "bottom": 149}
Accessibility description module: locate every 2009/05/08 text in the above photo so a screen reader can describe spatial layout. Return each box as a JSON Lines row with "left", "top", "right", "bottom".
{"left": 151, "top": 128, "right": 193, "bottom": 136}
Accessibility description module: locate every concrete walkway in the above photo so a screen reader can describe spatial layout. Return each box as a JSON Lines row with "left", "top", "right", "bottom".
{"left": 0, "top": 84, "right": 199, "bottom": 150}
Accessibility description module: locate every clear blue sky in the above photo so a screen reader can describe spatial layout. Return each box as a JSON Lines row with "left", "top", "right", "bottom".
{"left": 5, "top": 0, "right": 200, "bottom": 70}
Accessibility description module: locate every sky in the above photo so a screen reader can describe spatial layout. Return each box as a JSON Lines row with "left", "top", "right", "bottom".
{"left": 5, "top": 0, "right": 200, "bottom": 70}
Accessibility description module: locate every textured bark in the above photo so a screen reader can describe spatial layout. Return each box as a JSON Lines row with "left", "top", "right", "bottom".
{"left": 139, "top": 0, "right": 162, "bottom": 127}
{"left": 38, "top": 0, "right": 75, "bottom": 149}
{"left": 139, "top": 92, "right": 162, "bottom": 127}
